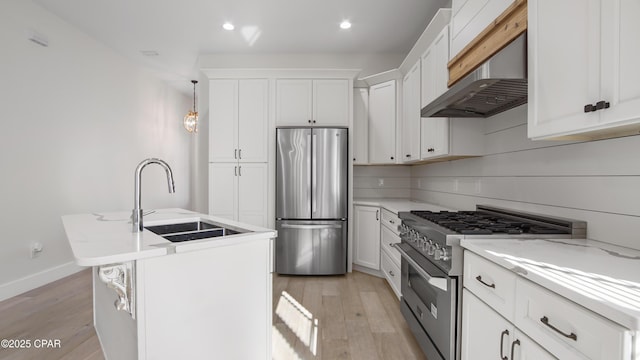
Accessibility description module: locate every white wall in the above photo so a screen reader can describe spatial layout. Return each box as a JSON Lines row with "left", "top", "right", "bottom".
{"left": 411, "top": 105, "right": 640, "bottom": 250}
{"left": 354, "top": 166, "right": 411, "bottom": 199}
{"left": 0, "top": 0, "right": 192, "bottom": 300}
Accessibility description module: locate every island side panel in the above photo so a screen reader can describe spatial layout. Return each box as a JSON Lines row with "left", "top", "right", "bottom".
{"left": 139, "top": 238, "right": 272, "bottom": 360}
{"left": 93, "top": 267, "right": 138, "bottom": 359}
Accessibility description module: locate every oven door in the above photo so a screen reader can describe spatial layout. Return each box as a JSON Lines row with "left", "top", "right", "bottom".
{"left": 395, "top": 242, "right": 457, "bottom": 360}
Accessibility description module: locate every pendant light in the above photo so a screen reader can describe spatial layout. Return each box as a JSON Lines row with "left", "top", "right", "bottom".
{"left": 184, "top": 80, "right": 198, "bottom": 133}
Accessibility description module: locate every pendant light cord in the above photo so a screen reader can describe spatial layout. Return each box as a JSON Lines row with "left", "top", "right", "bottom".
{"left": 191, "top": 80, "right": 198, "bottom": 112}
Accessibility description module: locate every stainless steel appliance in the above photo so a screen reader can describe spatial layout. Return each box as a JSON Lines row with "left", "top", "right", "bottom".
{"left": 421, "top": 34, "right": 527, "bottom": 118}
{"left": 394, "top": 205, "right": 586, "bottom": 360}
{"left": 275, "top": 127, "right": 348, "bottom": 275}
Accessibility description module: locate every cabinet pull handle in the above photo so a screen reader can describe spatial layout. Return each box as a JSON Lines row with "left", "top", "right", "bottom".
{"left": 389, "top": 220, "right": 395, "bottom": 224}
{"left": 308, "top": 120, "right": 312, "bottom": 123}
{"left": 540, "top": 316, "right": 577, "bottom": 341}
{"left": 234, "top": 166, "right": 237, "bottom": 176}
{"left": 499, "top": 329, "right": 509, "bottom": 360}
{"left": 313, "top": 120, "right": 316, "bottom": 124}
{"left": 406, "top": 154, "right": 411, "bottom": 158}
{"left": 238, "top": 166, "right": 242, "bottom": 176}
{"left": 234, "top": 149, "right": 237, "bottom": 159}
{"left": 389, "top": 270, "right": 394, "bottom": 277}
{"left": 584, "top": 104, "right": 596, "bottom": 112}
{"left": 427, "top": 148, "right": 435, "bottom": 152}
{"left": 595, "top": 100, "right": 610, "bottom": 110}
{"left": 510, "top": 339, "right": 520, "bottom": 360}
{"left": 390, "top": 156, "right": 394, "bottom": 160}
{"left": 238, "top": 149, "right": 242, "bottom": 159}
{"left": 475, "top": 275, "right": 496, "bottom": 289}
{"left": 376, "top": 210, "right": 379, "bottom": 221}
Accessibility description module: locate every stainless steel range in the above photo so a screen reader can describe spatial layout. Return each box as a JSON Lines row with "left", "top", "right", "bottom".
{"left": 393, "top": 205, "right": 586, "bottom": 360}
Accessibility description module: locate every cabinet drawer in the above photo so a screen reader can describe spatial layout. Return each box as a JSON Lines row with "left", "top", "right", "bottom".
{"left": 463, "top": 251, "right": 516, "bottom": 319}
{"left": 380, "top": 225, "right": 401, "bottom": 266}
{"left": 380, "top": 209, "right": 400, "bottom": 234}
{"left": 381, "top": 250, "right": 401, "bottom": 299}
{"left": 515, "top": 279, "right": 632, "bottom": 360}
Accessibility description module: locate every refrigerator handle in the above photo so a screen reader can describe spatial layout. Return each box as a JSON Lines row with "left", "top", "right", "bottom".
{"left": 280, "top": 224, "right": 342, "bottom": 230}
{"left": 312, "top": 133, "right": 317, "bottom": 216}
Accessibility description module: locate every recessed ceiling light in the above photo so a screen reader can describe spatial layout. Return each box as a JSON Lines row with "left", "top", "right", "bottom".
{"left": 340, "top": 20, "right": 352, "bottom": 30}
{"left": 223, "top": 22, "right": 235, "bottom": 31}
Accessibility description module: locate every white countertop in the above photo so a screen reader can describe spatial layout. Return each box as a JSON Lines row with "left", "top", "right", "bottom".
{"left": 62, "top": 208, "right": 277, "bottom": 267}
{"left": 353, "top": 198, "right": 455, "bottom": 214}
{"left": 461, "top": 238, "right": 640, "bottom": 330}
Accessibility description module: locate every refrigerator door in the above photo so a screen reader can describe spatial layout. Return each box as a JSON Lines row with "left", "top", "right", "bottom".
{"left": 275, "top": 220, "right": 347, "bottom": 275}
{"left": 276, "top": 128, "right": 312, "bottom": 219}
{"left": 312, "top": 128, "right": 348, "bottom": 219}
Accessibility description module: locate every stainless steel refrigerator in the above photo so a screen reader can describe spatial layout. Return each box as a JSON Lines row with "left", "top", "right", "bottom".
{"left": 275, "top": 127, "right": 348, "bottom": 275}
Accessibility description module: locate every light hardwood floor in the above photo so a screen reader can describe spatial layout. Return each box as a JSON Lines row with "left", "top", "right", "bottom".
{"left": 0, "top": 269, "right": 426, "bottom": 360}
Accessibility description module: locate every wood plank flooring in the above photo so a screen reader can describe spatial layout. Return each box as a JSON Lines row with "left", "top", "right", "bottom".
{"left": 0, "top": 269, "right": 426, "bottom": 360}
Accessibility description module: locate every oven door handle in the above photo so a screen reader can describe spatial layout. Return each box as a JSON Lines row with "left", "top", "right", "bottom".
{"left": 392, "top": 243, "right": 448, "bottom": 292}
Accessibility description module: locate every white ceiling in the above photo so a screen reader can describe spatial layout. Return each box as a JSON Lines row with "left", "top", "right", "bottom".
{"left": 34, "top": 0, "right": 448, "bottom": 93}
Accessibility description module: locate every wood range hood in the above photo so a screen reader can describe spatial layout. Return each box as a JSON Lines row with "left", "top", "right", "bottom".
{"left": 421, "top": 0, "right": 528, "bottom": 118}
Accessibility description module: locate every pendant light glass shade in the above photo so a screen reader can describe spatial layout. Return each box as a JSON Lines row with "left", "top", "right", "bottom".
{"left": 184, "top": 80, "right": 198, "bottom": 133}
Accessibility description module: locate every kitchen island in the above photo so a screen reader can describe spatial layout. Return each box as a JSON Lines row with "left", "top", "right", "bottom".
{"left": 62, "top": 208, "right": 276, "bottom": 360}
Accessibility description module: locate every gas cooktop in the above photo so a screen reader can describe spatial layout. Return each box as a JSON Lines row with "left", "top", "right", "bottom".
{"left": 409, "top": 210, "right": 568, "bottom": 235}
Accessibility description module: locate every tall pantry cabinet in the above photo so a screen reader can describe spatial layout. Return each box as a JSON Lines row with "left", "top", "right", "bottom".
{"left": 209, "top": 79, "right": 268, "bottom": 228}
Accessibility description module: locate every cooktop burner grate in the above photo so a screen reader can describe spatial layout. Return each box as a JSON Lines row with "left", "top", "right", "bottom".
{"left": 409, "top": 210, "right": 569, "bottom": 235}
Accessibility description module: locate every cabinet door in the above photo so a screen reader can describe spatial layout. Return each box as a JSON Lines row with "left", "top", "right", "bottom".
{"left": 512, "top": 330, "right": 557, "bottom": 360}
{"left": 276, "top": 79, "right": 312, "bottom": 125}
{"left": 421, "top": 117, "right": 449, "bottom": 159}
{"left": 237, "top": 163, "right": 268, "bottom": 227}
{"left": 353, "top": 206, "right": 381, "bottom": 270}
{"left": 461, "top": 289, "right": 514, "bottom": 360}
{"left": 238, "top": 79, "right": 268, "bottom": 163}
{"left": 402, "top": 61, "right": 421, "bottom": 162}
{"left": 209, "top": 163, "right": 238, "bottom": 221}
{"left": 421, "top": 25, "right": 449, "bottom": 106}
{"left": 209, "top": 80, "right": 239, "bottom": 162}
{"left": 600, "top": 0, "right": 640, "bottom": 128}
{"left": 353, "top": 88, "right": 369, "bottom": 164}
{"left": 313, "top": 79, "right": 349, "bottom": 126}
{"left": 528, "top": 0, "right": 602, "bottom": 139}
{"left": 368, "top": 80, "right": 396, "bottom": 164}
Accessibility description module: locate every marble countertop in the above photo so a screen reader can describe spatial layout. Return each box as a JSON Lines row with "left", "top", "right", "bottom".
{"left": 353, "top": 198, "right": 455, "bottom": 214}
{"left": 62, "top": 208, "right": 277, "bottom": 267}
{"left": 461, "top": 238, "right": 640, "bottom": 330}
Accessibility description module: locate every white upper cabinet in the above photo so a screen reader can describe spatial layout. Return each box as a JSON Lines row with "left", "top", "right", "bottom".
{"left": 353, "top": 88, "right": 369, "bottom": 164}
{"left": 209, "top": 163, "right": 268, "bottom": 228}
{"left": 421, "top": 117, "right": 484, "bottom": 161}
{"left": 276, "top": 79, "right": 349, "bottom": 126}
{"left": 209, "top": 79, "right": 268, "bottom": 163}
{"left": 450, "top": 0, "right": 513, "bottom": 58}
{"left": 368, "top": 80, "right": 397, "bottom": 164}
{"left": 421, "top": 25, "right": 450, "bottom": 107}
{"left": 528, "top": 0, "right": 640, "bottom": 140}
{"left": 402, "top": 61, "right": 421, "bottom": 163}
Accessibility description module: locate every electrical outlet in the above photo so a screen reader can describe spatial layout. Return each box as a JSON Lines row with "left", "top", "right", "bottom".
{"left": 30, "top": 242, "right": 43, "bottom": 258}
{"left": 378, "top": 178, "right": 385, "bottom": 187}
{"left": 453, "top": 179, "right": 459, "bottom": 192}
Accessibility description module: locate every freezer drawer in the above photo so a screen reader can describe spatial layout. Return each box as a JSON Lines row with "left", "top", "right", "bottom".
{"left": 275, "top": 220, "right": 347, "bottom": 275}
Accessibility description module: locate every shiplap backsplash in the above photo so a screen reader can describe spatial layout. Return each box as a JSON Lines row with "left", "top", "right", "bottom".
{"left": 354, "top": 165, "right": 411, "bottom": 198}
{"left": 411, "top": 105, "right": 640, "bottom": 250}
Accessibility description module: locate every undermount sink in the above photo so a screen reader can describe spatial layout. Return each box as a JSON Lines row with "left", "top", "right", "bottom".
{"left": 145, "top": 221, "right": 245, "bottom": 243}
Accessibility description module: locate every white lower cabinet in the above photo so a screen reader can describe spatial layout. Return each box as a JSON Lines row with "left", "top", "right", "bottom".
{"left": 380, "top": 208, "right": 402, "bottom": 298}
{"left": 462, "top": 289, "right": 556, "bottom": 360}
{"left": 462, "top": 249, "right": 633, "bottom": 360}
{"left": 209, "top": 163, "right": 268, "bottom": 228}
{"left": 353, "top": 205, "right": 381, "bottom": 269}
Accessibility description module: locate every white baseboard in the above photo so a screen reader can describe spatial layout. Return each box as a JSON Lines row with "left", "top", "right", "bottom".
{"left": 352, "top": 264, "right": 384, "bottom": 278}
{"left": 0, "top": 261, "right": 83, "bottom": 302}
